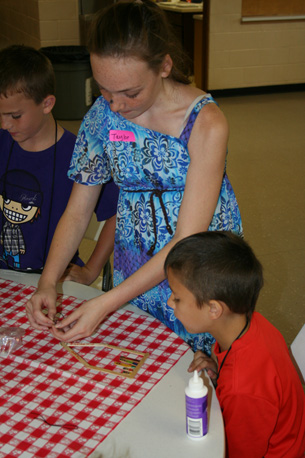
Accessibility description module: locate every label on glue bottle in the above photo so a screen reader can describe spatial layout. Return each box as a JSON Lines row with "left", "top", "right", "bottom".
{"left": 185, "top": 370, "right": 208, "bottom": 439}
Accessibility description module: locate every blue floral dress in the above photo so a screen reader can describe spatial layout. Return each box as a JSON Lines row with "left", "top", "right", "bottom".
{"left": 68, "top": 94, "right": 243, "bottom": 354}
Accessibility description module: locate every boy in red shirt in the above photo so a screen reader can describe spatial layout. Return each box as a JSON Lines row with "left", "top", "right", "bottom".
{"left": 165, "top": 231, "right": 305, "bottom": 458}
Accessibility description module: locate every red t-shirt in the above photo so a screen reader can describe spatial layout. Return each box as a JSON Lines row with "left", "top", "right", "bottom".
{"left": 214, "top": 312, "right": 305, "bottom": 458}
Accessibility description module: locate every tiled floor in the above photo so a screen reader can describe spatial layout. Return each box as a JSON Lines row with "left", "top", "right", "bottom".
{"left": 60, "top": 89, "right": 305, "bottom": 346}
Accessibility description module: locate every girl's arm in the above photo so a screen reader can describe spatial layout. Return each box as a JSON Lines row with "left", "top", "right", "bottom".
{"left": 51, "top": 102, "right": 229, "bottom": 341}
{"left": 25, "top": 182, "right": 102, "bottom": 329}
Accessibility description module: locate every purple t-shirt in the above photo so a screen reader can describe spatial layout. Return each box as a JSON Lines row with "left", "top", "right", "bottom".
{"left": 0, "top": 128, "right": 118, "bottom": 271}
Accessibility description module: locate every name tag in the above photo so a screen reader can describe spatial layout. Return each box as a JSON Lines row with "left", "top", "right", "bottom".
{"left": 109, "top": 130, "right": 136, "bottom": 142}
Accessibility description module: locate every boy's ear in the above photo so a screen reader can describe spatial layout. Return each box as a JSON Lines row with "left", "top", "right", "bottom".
{"left": 42, "top": 95, "right": 56, "bottom": 114}
{"left": 208, "top": 300, "right": 224, "bottom": 320}
{"left": 161, "top": 54, "right": 173, "bottom": 78}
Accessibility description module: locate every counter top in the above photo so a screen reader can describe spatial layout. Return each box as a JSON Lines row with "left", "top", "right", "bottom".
{"left": 158, "top": 1, "right": 203, "bottom": 13}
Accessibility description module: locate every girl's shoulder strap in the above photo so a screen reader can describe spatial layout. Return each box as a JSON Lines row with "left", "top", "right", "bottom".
{"left": 179, "top": 93, "right": 216, "bottom": 143}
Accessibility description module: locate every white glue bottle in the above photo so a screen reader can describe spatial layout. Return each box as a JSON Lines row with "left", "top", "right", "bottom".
{"left": 185, "top": 369, "right": 208, "bottom": 439}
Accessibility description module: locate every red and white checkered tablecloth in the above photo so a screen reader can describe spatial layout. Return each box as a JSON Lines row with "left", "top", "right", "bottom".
{"left": 0, "top": 279, "right": 190, "bottom": 458}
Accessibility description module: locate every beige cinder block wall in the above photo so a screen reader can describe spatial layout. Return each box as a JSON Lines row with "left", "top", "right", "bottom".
{"left": 208, "top": 0, "right": 305, "bottom": 90}
{"left": 0, "top": 0, "right": 80, "bottom": 49}
{"left": 0, "top": 0, "right": 40, "bottom": 49}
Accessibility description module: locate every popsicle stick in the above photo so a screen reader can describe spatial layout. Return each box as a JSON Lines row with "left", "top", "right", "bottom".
{"left": 61, "top": 342, "right": 149, "bottom": 379}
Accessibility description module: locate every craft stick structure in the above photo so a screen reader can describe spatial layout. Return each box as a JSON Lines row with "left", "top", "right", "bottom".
{"left": 61, "top": 342, "right": 150, "bottom": 378}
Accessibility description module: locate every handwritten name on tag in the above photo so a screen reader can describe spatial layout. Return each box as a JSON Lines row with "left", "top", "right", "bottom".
{"left": 109, "top": 130, "right": 136, "bottom": 142}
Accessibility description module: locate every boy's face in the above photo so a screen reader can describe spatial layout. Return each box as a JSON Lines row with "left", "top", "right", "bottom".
{"left": 0, "top": 92, "right": 46, "bottom": 146}
{"left": 167, "top": 268, "right": 209, "bottom": 335}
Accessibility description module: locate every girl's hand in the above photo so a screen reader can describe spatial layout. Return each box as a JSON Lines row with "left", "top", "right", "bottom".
{"left": 26, "top": 285, "right": 57, "bottom": 330}
{"left": 188, "top": 349, "right": 218, "bottom": 381}
{"left": 50, "top": 295, "right": 110, "bottom": 342}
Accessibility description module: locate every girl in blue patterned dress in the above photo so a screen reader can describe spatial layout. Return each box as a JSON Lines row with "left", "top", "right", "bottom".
{"left": 26, "top": 0, "right": 242, "bottom": 355}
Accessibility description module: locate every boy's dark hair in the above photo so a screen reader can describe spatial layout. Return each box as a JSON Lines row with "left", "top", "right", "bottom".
{"left": 164, "top": 231, "right": 264, "bottom": 318}
{"left": 0, "top": 45, "right": 55, "bottom": 104}
{"left": 88, "top": 0, "right": 191, "bottom": 84}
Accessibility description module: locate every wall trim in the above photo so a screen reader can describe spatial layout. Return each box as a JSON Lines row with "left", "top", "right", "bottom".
{"left": 210, "top": 83, "right": 305, "bottom": 98}
{"left": 241, "top": 15, "right": 305, "bottom": 23}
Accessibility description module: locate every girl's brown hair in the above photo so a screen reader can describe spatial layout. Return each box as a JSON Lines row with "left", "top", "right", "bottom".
{"left": 88, "top": 0, "right": 191, "bottom": 84}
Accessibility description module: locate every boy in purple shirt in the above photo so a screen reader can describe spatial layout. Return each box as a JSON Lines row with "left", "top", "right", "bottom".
{"left": 0, "top": 45, "right": 118, "bottom": 275}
